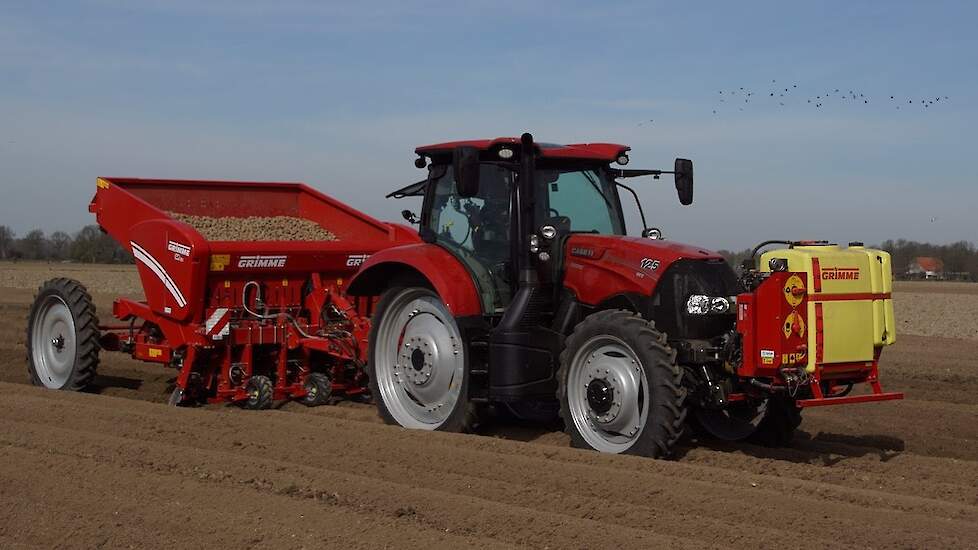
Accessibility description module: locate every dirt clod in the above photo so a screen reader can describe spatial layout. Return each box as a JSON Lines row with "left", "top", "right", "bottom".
{"left": 169, "top": 212, "right": 337, "bottom": 242}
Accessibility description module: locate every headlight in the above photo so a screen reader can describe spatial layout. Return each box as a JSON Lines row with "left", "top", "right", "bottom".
{"left": 498, "top": 148, "right": 514, "bottom": 159}
{"left": 540, "top": 225, "right": 557, "bottom": 239}
{"left": 529, "top": 234, "right": 540, "bottom": 253}
{"left": 686, "top": 295, "right": 710, "bottom": 315}
{"left": 710, "top": 297, "right": 732, "bottom": 314}
{"left": 686, "top": 295, "right": 734, "bottom": 315}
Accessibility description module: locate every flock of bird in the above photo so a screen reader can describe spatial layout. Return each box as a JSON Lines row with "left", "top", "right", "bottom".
{"left": 707, "top": 80, "right": 949, "bottom": 116}
{"left": 634, "top": 81, "right": 950, "bottom": 127}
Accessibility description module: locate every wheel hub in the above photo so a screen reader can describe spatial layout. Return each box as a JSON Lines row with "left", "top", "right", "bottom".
{"left": 586, "top": 378, "right": 615, "bottom": 414}
{"left": 397, "top": 336, "right": 434, "bottom": 385}
{"left": 51, "top": 334, "right": 65, "bottom": 352}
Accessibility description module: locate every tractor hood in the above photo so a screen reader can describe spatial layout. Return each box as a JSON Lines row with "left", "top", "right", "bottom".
{"left": 561, "top": 233, "right": 729, "bottom": 308}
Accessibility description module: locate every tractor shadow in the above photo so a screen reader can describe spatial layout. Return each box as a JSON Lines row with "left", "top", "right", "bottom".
{"left": 676, "top": 430, "right": 906, "bottom": 466}
{"left": 481, "top": 411, "right": 907, "bottom": 465}
{"left": 85, "top": 374, "right": 144, "bottom": 394}
{"left": 478, "top": 405, "right": 568, "bottom": 445}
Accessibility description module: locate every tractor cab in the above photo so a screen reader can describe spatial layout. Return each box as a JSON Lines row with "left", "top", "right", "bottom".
{"left": 390, "top": 134, "right": 693, "bottom": 314}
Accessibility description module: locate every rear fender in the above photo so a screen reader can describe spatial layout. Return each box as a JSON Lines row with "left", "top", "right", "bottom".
{"left": 347, "top": 244, "right": 482, "bottom": 317}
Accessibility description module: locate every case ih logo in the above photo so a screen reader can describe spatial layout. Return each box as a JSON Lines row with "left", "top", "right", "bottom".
{"left": 238, "top": 255, "right": 287, "bottom": 268}
{"left": 821, "top": 267, "right": 860, "bottom": 280}
{"left": 346, "top": 254, "right": 370, "bottom": 267}
{"left": 570, "top": 247, "right": 594, "bottom": 258}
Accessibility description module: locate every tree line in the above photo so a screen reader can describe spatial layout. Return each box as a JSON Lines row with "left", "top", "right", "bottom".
{"left": 2, "top": 224, "right": 976, "bottom": 280}
{"left": 718, "top": 240, "right": 978, "bottom": 281}
{"left": 0, "top": 225, "right": 132, "bottom": 264}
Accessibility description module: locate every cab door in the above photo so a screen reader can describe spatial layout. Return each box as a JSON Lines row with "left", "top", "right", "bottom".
{"left": 423, "top": 164, "right": 515, "bottom": 312}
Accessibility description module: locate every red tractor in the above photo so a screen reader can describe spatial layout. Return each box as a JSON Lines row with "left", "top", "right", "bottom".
{"left": 351, "top": 133, "right": 901, "bottom": 455}
{"left": 27, "top": 132, "right": 901, "bottom": 458}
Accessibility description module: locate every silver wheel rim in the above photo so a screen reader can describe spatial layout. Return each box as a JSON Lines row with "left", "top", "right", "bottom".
{"left": 374, "top": 289, "right": 464, "bottom": 429}
{"left": 31, "top": 295, "right": 77, "bottom": 389}
{"left": 567, "top": 335, "right": 648, "bottom": 453}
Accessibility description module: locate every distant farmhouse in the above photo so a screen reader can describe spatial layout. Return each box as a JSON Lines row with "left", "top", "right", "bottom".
{"left": 907, "top": 257, "right": 944, "bottom": 280}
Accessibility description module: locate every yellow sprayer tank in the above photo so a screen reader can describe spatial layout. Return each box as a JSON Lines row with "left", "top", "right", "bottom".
{"left": 760, "top": 244, "right": 895, "bottom": 373}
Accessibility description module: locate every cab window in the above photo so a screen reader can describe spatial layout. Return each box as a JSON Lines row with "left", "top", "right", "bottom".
{"left": 538, "top": 169, "right": 624, "bottom": 234}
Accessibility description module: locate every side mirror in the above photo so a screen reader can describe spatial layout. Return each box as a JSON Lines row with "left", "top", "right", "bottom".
{"left": 401, "top": 210, "right": 418, "bottom": 224}
{"left": 674, "top": 158, "right": 693, "bottom": 205}
{"left": 453, "top": 146, "right": 481, "bottom": 198}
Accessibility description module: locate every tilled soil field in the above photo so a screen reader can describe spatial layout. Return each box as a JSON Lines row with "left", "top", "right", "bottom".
{"left": 1, "top": 263, "right": 977, "bottom": 549}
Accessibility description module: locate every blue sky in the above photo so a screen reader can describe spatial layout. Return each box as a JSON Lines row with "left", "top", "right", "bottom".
{"left": 1, "top": 0, "right": 975, "bottom": 250}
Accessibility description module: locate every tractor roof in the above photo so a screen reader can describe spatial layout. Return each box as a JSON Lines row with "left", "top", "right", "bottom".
{"left": 415, "top": 137, "right": 630, "bottom": 162}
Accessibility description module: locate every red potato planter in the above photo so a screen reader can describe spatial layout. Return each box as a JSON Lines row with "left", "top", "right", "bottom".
{"left": 27, "top": 177, "right": 419, "bottom": 407}
{"left": 26, "top": 133, "right": 902, "bottom": 458}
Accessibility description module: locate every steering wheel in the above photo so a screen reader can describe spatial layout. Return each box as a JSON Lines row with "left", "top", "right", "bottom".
{"left": 549, "top": 208, "right": 561, "bottom": 217}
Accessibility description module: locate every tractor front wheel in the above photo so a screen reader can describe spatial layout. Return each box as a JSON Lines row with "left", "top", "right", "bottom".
{"left": 26, "top": 278, "right": 100, "bottom": 391}
{"left": 558, "top": 310, "right": 686, "bottom": 458}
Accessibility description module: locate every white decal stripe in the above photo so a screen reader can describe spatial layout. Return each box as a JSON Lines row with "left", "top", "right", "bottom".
{"left": 131, "top": 242, "right": 186, "bottom": 305}
{"left": 131, "top": 242, "right": 188, "bottom": 308}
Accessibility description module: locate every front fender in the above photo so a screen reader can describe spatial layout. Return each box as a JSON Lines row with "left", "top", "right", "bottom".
{"left": 347, "top": 243, "right": 482, "bottom": 317}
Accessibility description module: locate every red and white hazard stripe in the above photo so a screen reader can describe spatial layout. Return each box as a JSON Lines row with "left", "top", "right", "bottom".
{"left": 205, "top": 307, "right": 231, "bottom": 340}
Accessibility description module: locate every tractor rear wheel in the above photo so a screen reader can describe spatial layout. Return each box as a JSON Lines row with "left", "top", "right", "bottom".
{"left": 26, "top": 278, "right": 100, "bottom": 391}
{"left": 558, "top": 310, "right": 686, "bottom": 458}
{"left": 368, "top": 287, "right": 476, "bottom": 432}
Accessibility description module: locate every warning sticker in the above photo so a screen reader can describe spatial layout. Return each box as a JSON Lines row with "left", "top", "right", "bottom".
{"left": 760, "top": 349, "right": 775, "bottom": 365}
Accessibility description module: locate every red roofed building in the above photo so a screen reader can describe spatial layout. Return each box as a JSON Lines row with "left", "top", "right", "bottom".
{"left": 907, "top": 257, "right": 944, "bottom": 279}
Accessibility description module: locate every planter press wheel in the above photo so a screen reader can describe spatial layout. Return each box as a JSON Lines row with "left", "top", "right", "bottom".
{"left": 241, "top": 375, "right": 274, "bottom": 410}
{"left": 300, "top": 372, "right": 333, "bottom": 407}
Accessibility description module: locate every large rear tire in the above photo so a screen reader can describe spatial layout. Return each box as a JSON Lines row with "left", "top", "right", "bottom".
{"left": 26, "top": 278, "right": 100, "bottom": 391}
{"left": 558, "top": 310, "right": 686, "bottom": 458}
{"left": 368, "top": 287, "right": 477, "bottom": 432}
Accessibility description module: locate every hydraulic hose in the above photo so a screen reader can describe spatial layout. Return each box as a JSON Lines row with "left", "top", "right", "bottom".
{"left": 241, "top": 281, "right": 316, "bottom": 339}
{"left": 750, "top": 240, "right": 793, "bottom": 261}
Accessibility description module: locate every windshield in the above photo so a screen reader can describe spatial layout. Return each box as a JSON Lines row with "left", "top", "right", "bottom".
{"left": 536, "top": 168, "right": 625, "bottom": 234}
